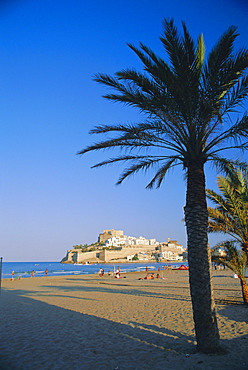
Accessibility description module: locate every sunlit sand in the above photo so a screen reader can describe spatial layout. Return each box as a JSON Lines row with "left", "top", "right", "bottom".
{"left": 0, "top": 269, "right": 247, "bottom": 369}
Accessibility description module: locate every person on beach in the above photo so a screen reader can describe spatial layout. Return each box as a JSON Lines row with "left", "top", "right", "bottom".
{"left": 139, "top": 273, "right": 155, "bottom": 280}
{"left": 115, "top": 270, "right": 126, "bottom": 279}
{"left": 115, "top": 267, "right": 121, "bottom": 278}
{"left": 11, "top": 271, "right": 15, "bottom": 280}
{"left": 45, "top": 269, "right": 49, "bottom": 276}
{"left": 31, "top": 270, "right": 35, "bottom": 277}
{"left": 99, "top": 268, "right": 104, "bottom": 277}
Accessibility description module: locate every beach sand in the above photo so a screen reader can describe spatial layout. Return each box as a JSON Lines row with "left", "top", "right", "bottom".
{"left": 0, "top": 269, "right": 247, "bottom": 370}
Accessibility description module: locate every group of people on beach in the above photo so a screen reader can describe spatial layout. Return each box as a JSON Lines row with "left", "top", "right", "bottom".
{"left": 10, "top": 268, "right": 49, "bottom": 280}
{"left": 98, "top": 267, "right": 165, "bottom": 280}
{"left": 98, "top": 266, "right": 124, "bottom": 279}
{"left": 138, "top": 273, "right": 161, "bottom": 280}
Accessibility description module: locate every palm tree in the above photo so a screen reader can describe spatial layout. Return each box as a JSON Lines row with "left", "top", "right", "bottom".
{"left": 212, "top": 242, "right": 248, "bottom": 304}
{"left": 78, "top": 19, "right": 248, "bottom": 353}
{"left": 207, "top": 169, "right": 248, "bottom": 304}
{"left": 207, "top": 169, "right": 248, "bottom": 261}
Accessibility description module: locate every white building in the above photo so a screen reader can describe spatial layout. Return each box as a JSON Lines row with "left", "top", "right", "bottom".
{"left": 158, "top": 238, "right": 186, "bottom": 260}
{"left": 105, "top": 234, "right": 159, "bottom": 248}
{"left": 134, "top": 236, "right": 149, "bottom": 245}
{"left": 105, "top": 235, "right": 127, "bottom": 247}
{"left": 160, "top": 250, "right": 184, "bottom": 261}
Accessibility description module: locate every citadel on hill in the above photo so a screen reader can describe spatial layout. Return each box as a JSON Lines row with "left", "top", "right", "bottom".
{"left": 61, "top": 229, "right": 187, "bottom": 264}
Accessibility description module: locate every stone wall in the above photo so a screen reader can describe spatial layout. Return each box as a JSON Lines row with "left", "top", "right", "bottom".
{"left": 61, "top": 244, "right": 157, "bottom": 263}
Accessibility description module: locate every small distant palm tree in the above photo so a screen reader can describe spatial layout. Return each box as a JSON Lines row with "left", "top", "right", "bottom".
{"left": 79, "top": 19, "right": 248, "bottom": 353}
{"left": 207, "top": 169, "right": 248, "bottom": 303}
{"left": 212, "top": 242, "right": 248, "bottom": 304}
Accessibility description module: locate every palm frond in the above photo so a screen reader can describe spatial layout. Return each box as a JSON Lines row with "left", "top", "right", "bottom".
{"left": 115, "top": 155, "right": 178, "bottom": 186}
{"left": 226, "top": 114, "right": 248, "bottom": 138}
{"left": 146, "top": 157, "right": 180, "bottom": 189}
{"left": 90, "top": 155, "right": 162, "bottom": 168}
{"left": 211, "top": 241, "right": 246, "bottom": 276}
{"left": 207, "top": 189, "right": 228, "bottom": 209}
{"left": 222, "top": 75, "right": 248, "bottom": 114}
{"left": 207, "top": 165, "right": 248, "bottom": 248}
{"left": 160, "top": 20, "right": 204, "bottom": 123}
{"left": 203, "top": 26, "right": 239, "bottom": 102}
{"left": 196, "top": 34, "right": 205, "bottom": 70}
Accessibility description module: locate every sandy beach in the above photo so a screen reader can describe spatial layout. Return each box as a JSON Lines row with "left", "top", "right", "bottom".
{"left": 0, "top": 269, "right": 247, "bottom": 370}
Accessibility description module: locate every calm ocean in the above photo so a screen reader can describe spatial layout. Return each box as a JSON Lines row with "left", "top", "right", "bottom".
{"left": 0, "top": 261, "right": 185, "bottom": 280}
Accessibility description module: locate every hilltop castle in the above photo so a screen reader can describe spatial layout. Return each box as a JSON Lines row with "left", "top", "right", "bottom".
{"left": 61, "top": 229, "right": 187, "bottom": 264}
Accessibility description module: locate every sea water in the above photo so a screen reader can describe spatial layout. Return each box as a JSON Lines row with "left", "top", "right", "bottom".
{"left": 0, "top": 261, "right": 186, "bottom": 279}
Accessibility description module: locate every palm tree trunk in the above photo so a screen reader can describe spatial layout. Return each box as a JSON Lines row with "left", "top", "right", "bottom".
{"left": 240, "top": 278, "right": 248, "bottom": 304}
{"left": 184, "top": 162, "right": 221, "bottom": 353}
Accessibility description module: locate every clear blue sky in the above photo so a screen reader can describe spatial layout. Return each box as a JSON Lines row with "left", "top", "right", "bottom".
{"left": 0, "top": 0, "right": 247, "bottom": 262}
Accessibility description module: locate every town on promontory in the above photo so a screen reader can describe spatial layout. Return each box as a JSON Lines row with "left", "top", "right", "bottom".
{"left": 61, "top": 229, "right": 187, "bottom": 264}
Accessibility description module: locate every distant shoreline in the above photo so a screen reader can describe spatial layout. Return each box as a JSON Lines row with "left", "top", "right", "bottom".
{"left": 1, "top": 260, "right": 187, "bottom": 280}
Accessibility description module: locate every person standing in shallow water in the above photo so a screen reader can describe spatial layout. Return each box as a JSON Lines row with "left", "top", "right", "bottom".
{"left": 31, "top": 270, "right": 35, "bottom": 277}
{"left": 45, "top": 269, "right": 48, "bottom": 276}
{"left": 115, "top": 267, "right": 121, "bottom": 278}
